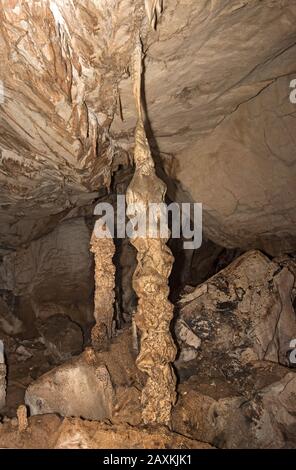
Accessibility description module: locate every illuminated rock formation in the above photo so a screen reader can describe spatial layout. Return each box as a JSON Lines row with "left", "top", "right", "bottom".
{"left": 126, "top": 36, "right": 176, "bottom": 425}
{"left": 0, "top": 340, "right": 6, "bottom": 410}
{"left": 90, "top": 232, "right": 115, "bottom": 351}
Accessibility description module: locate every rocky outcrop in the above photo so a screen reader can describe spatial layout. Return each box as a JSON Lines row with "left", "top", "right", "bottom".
{"left": 176, "top": 250, "right": 296, "bottom": 369}
{"left": 173, "top": 362, "right": 296, "bottom": 449}
{"left": 173, "top": 250, "right": 296, "bottom": 448}
{"left": 0, "top": 413, "right": 213, "bottom": 449}
{"left": 54, "top": 418, "right": 213, "bottom": 449}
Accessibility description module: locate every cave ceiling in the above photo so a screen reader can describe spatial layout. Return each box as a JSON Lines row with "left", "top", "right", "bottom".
{"left": 0, "top": 0, "right": 296, "bottom": 255}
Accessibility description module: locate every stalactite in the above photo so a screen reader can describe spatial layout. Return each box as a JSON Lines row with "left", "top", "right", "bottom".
{"left": 126, "top": 35, "right": 176, "bottom": 425}
{"left": 90, "top": 232, "right": 115, "bottom": 351}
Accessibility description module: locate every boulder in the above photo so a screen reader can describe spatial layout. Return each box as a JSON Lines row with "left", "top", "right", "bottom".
{"left": 173, "top": 362, "right": 296, "bottom": 449}
{"left": 25, "top": 350, "right": 113, "bottom": 421}
{"left": 177, "top": 250, "right": 296, "bottom": 373}
{"left": 173, "top": 250, "right": 296, "bottom": 448}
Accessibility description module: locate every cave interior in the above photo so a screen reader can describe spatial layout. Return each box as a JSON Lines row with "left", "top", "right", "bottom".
{"left": 0, "top": 0, "right": 296, "bottom": 450}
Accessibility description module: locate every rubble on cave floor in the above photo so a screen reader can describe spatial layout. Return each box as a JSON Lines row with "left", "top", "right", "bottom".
{"left": 1, "top": 250, "right": 296, "bottom": 449}
{"left": 0, "top": 414, "right": 213, "bottom": 449}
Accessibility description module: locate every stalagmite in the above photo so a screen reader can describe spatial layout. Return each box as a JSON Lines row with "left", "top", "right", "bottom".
{"left": 90, "top": 232, "right": 115, "bottom": 351}
{"left": 126, "top": 35, "right": 176, "bottom": 425}
{"left": 0, "top": 340, "right": 6, "bottom": 410}
{"left": 17, "top": 405, "right": 28, "bottom": 432}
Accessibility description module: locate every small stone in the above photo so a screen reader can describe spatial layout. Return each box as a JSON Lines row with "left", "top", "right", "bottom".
{"left": 16, "top": 345, "right": 33, "bottom": 362}
{"left": 178, "top": 347, "right": 198, "bottom": 362}
{"left": 176, "top": 319, "right": 201, "bottom": 349}
{"left": 17, "top": 405, "right": 28, "bottom": 432}
{"left": 11, "top": 417, "right": 18, "bottom": 427}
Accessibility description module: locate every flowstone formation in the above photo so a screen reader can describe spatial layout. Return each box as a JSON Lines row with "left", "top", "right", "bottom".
{"left": 90, "top": 232, "right": 115, "bottom": 351}
{"left": 126, "top": 36, "right": 176, "bottom": 425}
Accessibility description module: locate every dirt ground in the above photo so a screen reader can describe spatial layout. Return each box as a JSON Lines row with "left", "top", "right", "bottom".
{"left": 0, "top": 326, "right": 214, "bottom": 449}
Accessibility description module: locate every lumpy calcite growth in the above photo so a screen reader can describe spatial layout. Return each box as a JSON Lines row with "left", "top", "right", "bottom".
{"left": 126, "top": 36, "right": 177, "bottom": 425}
{"left": 90, "top": 232, "right": 115, "bottom": 351}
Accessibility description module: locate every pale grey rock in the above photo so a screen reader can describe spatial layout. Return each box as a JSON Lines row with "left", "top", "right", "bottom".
{"left": 16, "top": 345, "right": 33, "bottom": 362}
{"left": 178, "top": 347, "right": 198, "bottom": 363}
{"left": 25, "top": 353, "right": 114, "bottom": 421}
{"left": 175, "top": 319, "right": 201, "bottom": 350}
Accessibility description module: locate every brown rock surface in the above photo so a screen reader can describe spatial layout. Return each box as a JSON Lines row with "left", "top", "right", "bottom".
{"left": 173, "top": 362, "right": 296, "bottom": 449}
{"left": 177, "top": 250, "right": 296, "bottom": 369}
{"left": 0, "top": 1, "right": 295, "bottom": 253}
{"left": 54, "top": 419, "right": 213, "bottom": 449}
{"left": 0, "top": 413, "right": 213, "bottom": 449}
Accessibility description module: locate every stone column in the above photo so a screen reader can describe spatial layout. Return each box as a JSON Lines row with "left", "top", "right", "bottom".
{"left": 126, "top": 36, "right": 176, "bottom": 425}
{"left": 90, "top": 232, "right": 115, "bottom": 351}
{"left": 0, "top": 340, "right": 6, "bottom": 410}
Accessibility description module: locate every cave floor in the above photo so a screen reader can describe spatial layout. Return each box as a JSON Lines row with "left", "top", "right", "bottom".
{"left": 0, "top": 326, "right": 214, "bottom": 449}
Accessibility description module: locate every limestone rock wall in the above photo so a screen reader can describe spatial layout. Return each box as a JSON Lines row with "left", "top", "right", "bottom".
{"left": 0, "top": 218, "right": 94, "bottom": 328}
{"left": 0, "top": 1, "right": 295, "bottom": 254}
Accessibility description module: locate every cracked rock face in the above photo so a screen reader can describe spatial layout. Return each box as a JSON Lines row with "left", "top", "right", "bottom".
{"left": 112, "top": 0, "right": 296, "bottom": 254}
{"left": 177, "top": 250, "right": 296, "bottom": 373}
{"left": 0, "top": 1, "right": 295, "bottom": 253}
